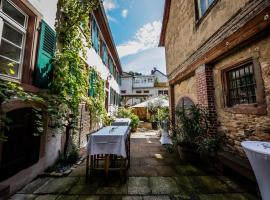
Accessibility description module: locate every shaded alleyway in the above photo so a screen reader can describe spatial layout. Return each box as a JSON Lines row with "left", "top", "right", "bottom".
{"left": 10, "top": 129, "right": 258, "bottom": 200}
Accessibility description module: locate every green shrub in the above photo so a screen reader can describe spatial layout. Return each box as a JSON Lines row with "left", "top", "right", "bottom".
{"left": 102, "top": 114, "right": 114, "bottom": 126}
{"left": 116, "top": 107, "right": 140, "bottom": 130}
{"left": 130, "top": 114, "right": 140, "bottom": 129}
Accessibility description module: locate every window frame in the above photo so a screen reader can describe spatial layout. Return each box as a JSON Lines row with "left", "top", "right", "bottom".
{"left": 222, "top": 57, "right": 266, "bottom": 115}
{"left": 0, "top": 0, "right": 28, "bottom": 80}
{"left": 194, "top": 0, "right": 219, "bottom": 27}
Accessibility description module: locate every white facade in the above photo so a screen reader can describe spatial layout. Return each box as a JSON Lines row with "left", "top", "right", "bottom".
{"left": 121, "top": 69, "right": 169, "bottom": 106}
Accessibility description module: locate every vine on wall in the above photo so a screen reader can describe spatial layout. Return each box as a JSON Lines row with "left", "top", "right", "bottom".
{"left": 0, "top": 0, "right": 107, "bottom": 145}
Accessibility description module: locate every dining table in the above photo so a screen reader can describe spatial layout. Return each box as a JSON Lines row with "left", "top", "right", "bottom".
{"left": 85, "top": 125, "right": 131, "bottom": 181}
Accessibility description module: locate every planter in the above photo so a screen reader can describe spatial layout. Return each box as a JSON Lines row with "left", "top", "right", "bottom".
{"left": 151, "top": 122, "right": 158, "bottom": 130}
{"left": 177, "top": 144, "right": 200, "bottom": 163}
{"left": 131, "top": 127, "right": 137, "bottom": 132}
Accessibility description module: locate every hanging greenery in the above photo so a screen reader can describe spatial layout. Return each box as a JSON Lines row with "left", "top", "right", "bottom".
{"left": 52, "top": 0, "right": 99, "bottom": 120}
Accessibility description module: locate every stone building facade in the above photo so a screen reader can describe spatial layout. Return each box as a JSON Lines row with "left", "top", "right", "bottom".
{"left": 160, "top": 0, "right": 270, "bottom": 178}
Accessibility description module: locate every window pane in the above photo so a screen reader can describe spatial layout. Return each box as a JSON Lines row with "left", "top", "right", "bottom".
{"left": 226, "top": 63, "right": 256, "bottom": 106}
{"left": 0, "top": 56, "right": 19, "bottom": 76}
{"left": 2, "top": 0, "right": 26, "bottom": 27}
{"left": 2, "top": 22, "right": 23, "bottom": 46}
{"left": 208, "top": 0, "right": 214, "bottom": 6}
{"left": 0, "top": 40, "right": 21, "bottom": 61}
{"left": 200, "top": 0, "right": 207, "bottom": 16}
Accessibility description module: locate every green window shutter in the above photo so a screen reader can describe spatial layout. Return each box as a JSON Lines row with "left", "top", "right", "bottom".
{"left": 35, "top": 20, "right": 56, "bottom": 88}
{"left": 89, "top": 70, "right": 96, "bottom": 97}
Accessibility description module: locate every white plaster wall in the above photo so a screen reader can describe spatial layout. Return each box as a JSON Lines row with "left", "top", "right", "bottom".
{"left": 27, "top": 0, "right": 58, "bottom": 29}
{"left": 133, "top": 76, "right": 155, "bottom": 88}
{"left": 45, "top": 129, "right": 62, "bottom": 168}
{"left": 121, "top": 77, "right": 133, "bottom": 94}
{"left": 153, "top": 71, "right": 168, "bottom": 83}
{"left": 86, "top": 48, "right": 120, "bottom": 93}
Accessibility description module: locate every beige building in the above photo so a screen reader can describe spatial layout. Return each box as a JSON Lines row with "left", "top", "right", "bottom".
{"left": 160, "top": 0, "right": 270, "bottom": 179}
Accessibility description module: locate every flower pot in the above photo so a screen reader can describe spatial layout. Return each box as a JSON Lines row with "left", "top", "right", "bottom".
{"left": 177, "top": 144, "right": 200, "bottom": 163}
{"left": 131, "top": 127, "right": 137, "bottom": 132}
{"left": 151, "top": 122, "right": 158, "bottom": 130}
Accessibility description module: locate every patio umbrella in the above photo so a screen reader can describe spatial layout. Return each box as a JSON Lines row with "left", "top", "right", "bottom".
{"left": 132, "top": 97, "right": 169, "bottom": 108}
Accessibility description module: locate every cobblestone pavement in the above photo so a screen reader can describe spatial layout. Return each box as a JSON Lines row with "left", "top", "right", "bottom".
{"left": 10, "top": 129, "right": 259, "bottom": 200}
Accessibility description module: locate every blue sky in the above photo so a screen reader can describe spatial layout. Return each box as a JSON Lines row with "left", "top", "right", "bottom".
{"left": 103, "top": 0, "right": 166, "bottom": 75}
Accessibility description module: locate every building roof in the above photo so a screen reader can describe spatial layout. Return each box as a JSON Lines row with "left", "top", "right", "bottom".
{"left": 151, "top": 67, "right": 167, "bottom": 77}
{"left": 93, "top": 1, "right": 123, "bottom": 73}
{"left": 159, "top": 0, "right": 171, "bottom": 47}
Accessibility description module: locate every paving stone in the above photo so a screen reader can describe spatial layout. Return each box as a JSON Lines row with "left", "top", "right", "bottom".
{"left": 69, "top": 166, "right": 86, "bottom": 177}
{"left": 128, "top": 177, "right": 150, "bottom": 195}
{"left": 174, "top": 165, "right": 206, "bottom": 176}
{"left": 155, "top": 166, "right": 177, "bottom": 176}
{"left": 56, "top": 195, "right": 79, "bottom": 200}
{"left": 35, "top": 195, "right": 58, "bottom": 200}
{"left": 96, "top": 184, "right": 127, "bottom": 195}
{"left": 122, "top": 196, "right": 143, "bottom": 200}
{"left": 9, "top": 194, "right": 36, "bottom": 200}
{"left": 77, "top": 196, "right": 100, "bottom": 200}
{"left": 99, "top": 196, "right": 122, "bottom": 200}
{"left": 149, "top": 177, "right": 180, "bottom": 195}
{"left": 18, "top": 178, "right": 52, "bottom": 194}
{"left": 143, "top": 195, "right": 171, "bottom": 200}
{"left": 217, "top": 176, "right": 251, "bottom": 193}
{"left": 198, "top": 193, "right": 259, "bottom": 200}
{"left": 34, "top": 177, "right": 79, "bottom": 194}
{"left": 68, "top": 183, "right": 98, "bottom": 195}
{"left": 171, "top": 194, "right": 191, "bottom": 200}
{"left": 174, "top": 176, "right": 195, "bottom": 193}
{"left": 189, "top": 176, "right": 233, "bottom": 194}
{"left": 129, "top": 166, "right": 158, "bottom": 177}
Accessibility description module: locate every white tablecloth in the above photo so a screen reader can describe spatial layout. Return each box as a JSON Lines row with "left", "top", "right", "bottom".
{"left": 87, "top": 126, "right": 130, "bottom": 158}
{"left": 111, "top": 118, "right": 131, "bottom": 126}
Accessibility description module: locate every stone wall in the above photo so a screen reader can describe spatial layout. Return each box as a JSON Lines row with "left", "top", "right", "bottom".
{"left": 213, "top": 34, "right": 270, "bottom": 156}
{"left": 174, "top": 75, "right": 197, "bottom": 107}
{"left": 75, "top": 103, "right": 101, "bottom": 149}
{"left": 165, "top": 0, "right": 249, "bottom": 75}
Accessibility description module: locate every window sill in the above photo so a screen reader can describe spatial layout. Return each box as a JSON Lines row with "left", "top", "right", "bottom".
{"left": 224, "top": 104, "right": 267, "bottom": 115}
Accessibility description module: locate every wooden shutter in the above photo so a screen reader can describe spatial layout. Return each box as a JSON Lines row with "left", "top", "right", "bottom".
{"left": 34, "top": 20, "right": 56, "bottom": 88}
{"left": 89, "top": 70, "right": 96, "bottom": 97}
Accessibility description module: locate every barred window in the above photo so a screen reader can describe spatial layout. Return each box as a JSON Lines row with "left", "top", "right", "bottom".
{"left": 226, "top": 63, "right": 256, "bottom": 107}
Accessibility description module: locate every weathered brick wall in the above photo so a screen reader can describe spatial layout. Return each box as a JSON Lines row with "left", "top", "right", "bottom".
{"left": 213, "top": 34, "right": 270, "bottom": 156}
{"left": 165, "top": 0, "right": 249, "bottom": 75}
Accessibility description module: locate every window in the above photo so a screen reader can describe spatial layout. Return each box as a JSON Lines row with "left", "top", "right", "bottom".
{"left": 121, "top": 90, "right": 126, "bottom": 94}
{"left": 144, "top": 90, "right": 149, "bottom": 93}
{"left": 222, "top": 58, "right": 266, "bottom": 115}
{"left": 0, "top": 0, "right": 28, "bottom": 79}
{"left": 164, "top": 90, "right": 168, "bottom": 95}
{"left": 109, "top": 57, "right": 114, "bottom": 74}
{"left": 158, "top": 90, "right": 164, "bottom": 95}
{"left": 134, "top": 78, "right": 140, "bottom": 83}
{"left": 102, "top": 42, "right": 108, "bottom": 66}
{"left": 225, "top": 63, "right": 256, "bottom": 107}
{"left": 91, "top": 17, "right": 99, "bottom": 53}
{"left": 136, "top": 90, "right": 142, "bottom": 94}
{"left": 196, "top": 0, "right": 215, "bottom": 19}
{"left": 148, "top": 78, "right": 153, "bottom": 83}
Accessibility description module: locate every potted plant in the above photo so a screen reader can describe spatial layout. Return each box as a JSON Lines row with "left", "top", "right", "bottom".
{"left": 171, "top": 105, "right": 224, "bottom": 162}
{"left": 130, "top": 114, "right": 140, "bottom": 132}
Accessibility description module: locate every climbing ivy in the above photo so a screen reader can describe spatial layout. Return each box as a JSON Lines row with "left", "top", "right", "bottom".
{"left": 52, "top": 0, "right": 99, "bottom": 124}
{"left": 0, "top": 0, "right": 107, "bottom": 143}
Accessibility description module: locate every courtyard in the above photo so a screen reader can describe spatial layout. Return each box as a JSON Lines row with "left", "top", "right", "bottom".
{"left": 10, "top": 129, "right": 258, "bottom": 200}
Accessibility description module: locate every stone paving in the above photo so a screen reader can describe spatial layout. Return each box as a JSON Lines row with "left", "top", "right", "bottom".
{"left": 10, "top": 129, "right": 259, "bottom": 200}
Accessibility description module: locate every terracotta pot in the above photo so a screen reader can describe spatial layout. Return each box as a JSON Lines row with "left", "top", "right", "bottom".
{"left": 131, "top": 127, "right": 137, "bottom": 132}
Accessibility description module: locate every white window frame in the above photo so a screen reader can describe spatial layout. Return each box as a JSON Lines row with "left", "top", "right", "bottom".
{"left": 197, "top": 0, "right": 214, "bottom": 19}
{"left": 0, "top": 0, "right": 28, "bottom": 80}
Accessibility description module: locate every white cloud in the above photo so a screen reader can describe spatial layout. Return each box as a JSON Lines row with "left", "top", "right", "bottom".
{"left": 103, "top": 0, "right": 117, "bottom": 12}
{"left": 117, "top": 20, "right": 162, "bottom": 58}
{"left": 121, "top": 9, "right": 128, "bottom": 18}
{"left": 122, "top": 47, "right": 166, "bottom": 75}
{"left": 107, "top": 14, "right": 118, "bottom": 23}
